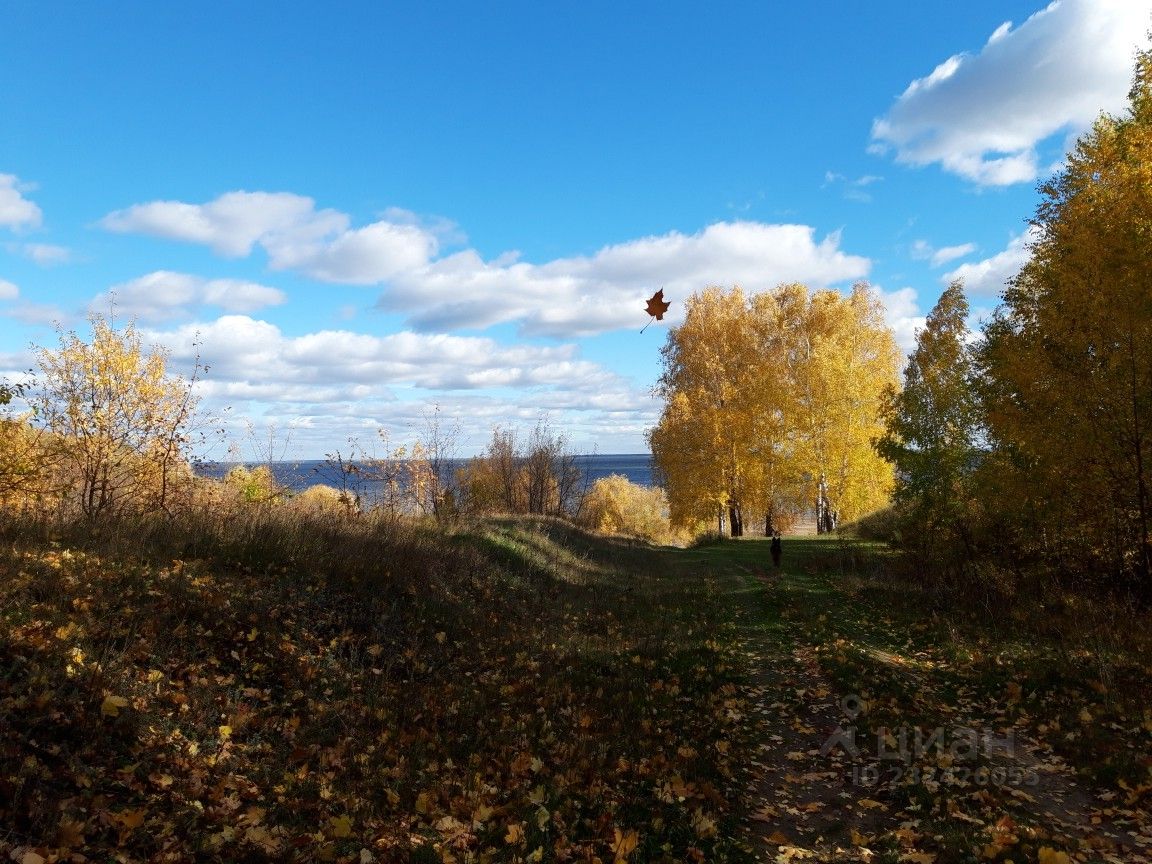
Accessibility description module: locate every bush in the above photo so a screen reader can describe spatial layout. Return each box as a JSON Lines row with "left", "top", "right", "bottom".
{"left": 843, "top": 504, "right": 900, "bottom": 542}
{"left": 222, "top": 464, "right": 284, "bottom": 506}
{"left": 579, "top": 474, "right": 671, "bottom": 543}
{"left": 288, "top": 483, "right": 357, "bottom": 517}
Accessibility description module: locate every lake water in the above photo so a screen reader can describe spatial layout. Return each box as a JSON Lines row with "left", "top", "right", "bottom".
{"left": 194, "top": 453, "right": 657, "bottom": 493}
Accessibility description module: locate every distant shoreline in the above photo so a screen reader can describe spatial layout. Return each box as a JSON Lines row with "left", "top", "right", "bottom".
{"left": 193, "top": 453, "right": 658, "bottom": 492}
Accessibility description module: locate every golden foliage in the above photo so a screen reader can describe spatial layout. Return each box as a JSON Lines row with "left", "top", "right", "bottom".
{"left": 979, "top": 46, "right": 1152, "bottom": 594}
{"left": 30, "top": 314, "right": 202, "bottom": 518}
{"left": 650, "top": 283, "right": 899, "bottom": 535}
{"left": 580, "top": 473, "right": 672, "bottom": 543}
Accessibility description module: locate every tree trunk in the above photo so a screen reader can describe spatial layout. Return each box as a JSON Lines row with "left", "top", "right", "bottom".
{"left": 729, "top": 501, "right": 743, "bottom": 537}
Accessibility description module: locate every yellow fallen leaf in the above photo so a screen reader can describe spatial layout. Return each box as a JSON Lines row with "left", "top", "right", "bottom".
{"left": 218, "top": 725, "right": 232, "bottom": 740}
{"left": 330, "top": 815, "right": 352, "bottom": 838}
{"left": 749, "top": 805, "right": 778, "bottom": 822}
{"left": 613, "top": 827, "right": 639, "bottom": 862}
{"left": 434, "top": 815, "right": 466, "bottom": 835}
{"left": 850, "top": 828, "right": 872, "bottom": 846}
{"left": 101, "top": 694, "right": 129, "bottom": 718}
{"left": 1038, "top": 848, "right": 1071, "bottom": 864}
{"left": 505, "top": 823, "right": 524, "bottom": 844}
{"left": 114, "top": 808, "right": 146, "bottom": 830}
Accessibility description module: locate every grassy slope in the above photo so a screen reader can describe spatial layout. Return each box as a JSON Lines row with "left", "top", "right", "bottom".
{"left": 2, "top": 518, "right": 1150, "bottom": 863}
{"left": 0, "top": 515, "right": 753, "bottom": 863}
{"left": 702, "top": 535, "right": 1152, "bottom": 864}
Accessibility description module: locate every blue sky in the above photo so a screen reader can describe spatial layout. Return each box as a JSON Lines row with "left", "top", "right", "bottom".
{"left": 2, "top": 1, "right": 1149, "bottom": 458}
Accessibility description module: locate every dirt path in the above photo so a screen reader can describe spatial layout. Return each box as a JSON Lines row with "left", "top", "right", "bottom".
{"left": 700, "top": 541, "right": 1152, "bottom": 864}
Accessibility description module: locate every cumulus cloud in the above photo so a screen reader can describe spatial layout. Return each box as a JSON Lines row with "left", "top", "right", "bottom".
{"left": 910, "top": 239, "right": 977, "bottom": 267}
{"left": 0, "top": 278, "right": 18, "bottom": 300}
{"left": 101, "top": 190, "right": 872, "bottom": 336}
{"left": 943, "top": 227, "right": 1039, "bottom": 297}
{"left": 0, "top": 175, "right": 42, "bottom": 230}
{"left": 876, "top": 286, "right": 926, "bottom": 356}
{"left": 381, "top": 221, "right": 869, "bottom": 337}
{"left": 871, "top": 0, "right": 1150, "bottom": 185}
{"left": 100, "top": 191, "right": 349, "bottom": 258}
{"left": 100, "top": 192, "right": 444, "bottom": 283}
{"left": 149, "top": 315, "right": 627, "bottom": 395}
{"left": 91, "top": 271, "right": 287, "bottom": 320}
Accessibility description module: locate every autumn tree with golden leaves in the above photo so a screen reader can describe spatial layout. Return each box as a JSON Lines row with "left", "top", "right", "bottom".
{"left": 650, "top": 283, "right": 899, "bottom": 537}
{"left": 978, "top": 47, "right": 1152, "bottom": 598}
{"left": 33, "top": 315, "right": 203, "bottom": 518}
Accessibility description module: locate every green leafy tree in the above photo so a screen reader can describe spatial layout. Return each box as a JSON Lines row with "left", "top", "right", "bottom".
{"left": 877, "top": 281, "right": 982, "bottom": 564}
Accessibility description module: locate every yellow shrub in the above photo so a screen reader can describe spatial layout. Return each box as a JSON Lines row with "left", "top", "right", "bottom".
{"left": 580, "top": 474, "right": 671, "bottom": 543}
{"left": 223, "top": 465, "right": 283, "bottom": 506}
{"left": 289, "top": 484, "right": 357, "bottom": 517}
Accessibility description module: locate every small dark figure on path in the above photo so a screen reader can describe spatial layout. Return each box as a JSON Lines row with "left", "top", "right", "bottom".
{"left": 770, "top": 533, "right": 782, "bottom": 569}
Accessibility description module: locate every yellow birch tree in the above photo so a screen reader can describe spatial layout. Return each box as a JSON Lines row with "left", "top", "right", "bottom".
{"left": 650, "top": 283, "right": 898, "bottom": 537}
{"left": 33, "top": 315, "right": 202, "bottom": 518}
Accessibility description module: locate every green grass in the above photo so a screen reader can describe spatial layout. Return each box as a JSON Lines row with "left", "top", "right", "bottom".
{"left": 2, "top": 515, "right": 1148, "bottom": 863}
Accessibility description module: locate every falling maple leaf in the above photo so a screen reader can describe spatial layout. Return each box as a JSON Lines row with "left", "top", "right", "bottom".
{"left": 645, "top": 289, "right": 670, "bottom": 320}
{"left": 641, "top": 289, "right": 671, "bottom": 332}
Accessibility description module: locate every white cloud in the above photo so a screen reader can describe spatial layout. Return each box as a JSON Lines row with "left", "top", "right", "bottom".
{"left": 871, "top": 0, "right": 1151, "bottom": 185}
{"left": 19, "top": 242, "right": 72, "bottom": 265}
{"left": 150, "top": 315, "right": 626, "bottom": 394}
{"left": 4, "top": 301, "right": 68, "bottom": 326}
{"left": 101, "top": 190, "right": 872, "bottom": 337}
{"left": 943, "top": 227, "right": 1039, "bottom": 297}
{"left": 930, "top": 243, "right": 977, "bottom": 267}
{"left": 911, "top": 239, "right": 977, "bottom": 267}
{"left": 100, "top": 191, "right": 443, "bottom": 284}
{"left": 5, "top": 242, "right": 72, "bottom": 265}
{"left": 91, "top": 271, "right": 287, "bottom": 320}
{"left": 387, "top": 221, "right": 870, "bottom": 337}
{"left": 0, "top": 175, "right": 42, "bottom": 230}
{"left": 144, "top": 314, "right": 655, "bottom": 457}
{"left": 876, "top": 286, "right": 926, "bottom": 356}
{"left": 823, "top": 171, "right": 883, "bottom": 202}
{"left": 268, "top": 220, "right": 438, "bottom": 283}
{"left": 0, "top": 278, "right": 18, "bottom": 300}
{"left": 100, "top": 191, "right": 349, "bottom": 258}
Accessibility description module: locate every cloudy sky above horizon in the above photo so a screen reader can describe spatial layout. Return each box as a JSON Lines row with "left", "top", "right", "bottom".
{"left": 2, "top": 1, "right": 1149, "bottom": 458}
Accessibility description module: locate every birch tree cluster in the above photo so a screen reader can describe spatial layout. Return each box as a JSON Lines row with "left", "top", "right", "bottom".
{"left": 649, "top": 282, "right": 900, "bottom": 537}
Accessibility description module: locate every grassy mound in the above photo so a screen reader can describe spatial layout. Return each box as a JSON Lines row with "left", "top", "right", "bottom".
{"left": 0, "top": 512, "right": 750, "bottom": 863}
